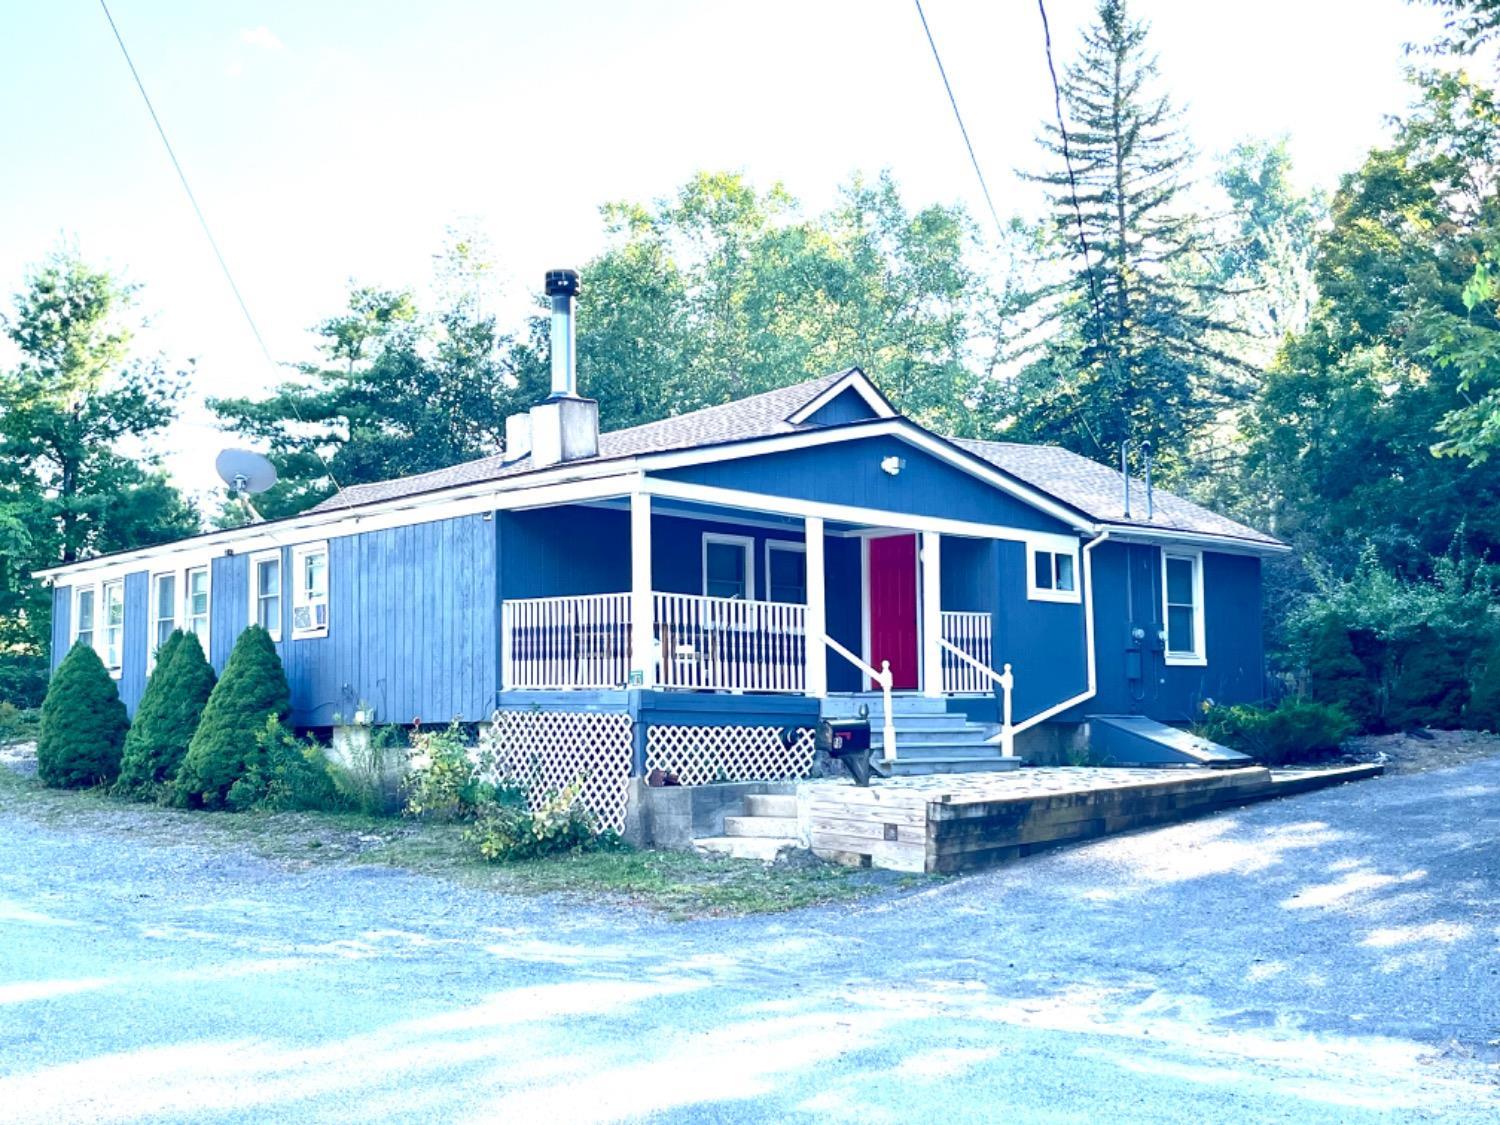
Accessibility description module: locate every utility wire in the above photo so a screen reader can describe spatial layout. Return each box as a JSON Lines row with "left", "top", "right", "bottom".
{"left": 97, "top": 0, "right": 354, "bottom": 511}
{"left": 912, "top": 0, "right": 1005, "bottom": 239}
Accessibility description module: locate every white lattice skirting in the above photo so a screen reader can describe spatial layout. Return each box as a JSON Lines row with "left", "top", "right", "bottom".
{"left": 644, "top": 724, "right": 816, "bottom": 787}
{"left": 484, "top": 710, "right": 634, "bottom": 834}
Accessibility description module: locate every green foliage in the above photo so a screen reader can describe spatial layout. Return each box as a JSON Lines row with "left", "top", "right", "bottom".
{"left": 1302, "top": 613, "right": 1382, "bottom": 732}
{"left": 0, "top": 253, "right": 199, "bottom": 697}
{"left": 1466, "top": 629, "right": 1500, "bottom": 730}
{"left": 173, "top": 626, "right": 290, "bottom": 808}
{"left": 0, "top": 701, "right": 39, "bottom": 746}
{"left": 326, "top": 722, "right": 407, "bottom": 816}
{"left": 466, "top": 778, "right": 618, "bottom": 863}
{"left": 1387, "top": 627, "right": 1469, "bottom": 729}
{"left": 114, "top": 631, "right": 216, "bottom": 799}
{"left": 36, "top": 642, "right": 128, "bottom": 788}
{"left": 227, "top": 716, "right": 348, "bottom": 813}
{"left": 1195, "top": 698, "right": 1356, "bottom": 766}
{"left": 401, "top": 722, "right": 492, "bottom": 820}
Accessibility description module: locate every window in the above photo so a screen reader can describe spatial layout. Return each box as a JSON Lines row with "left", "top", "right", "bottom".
{"left": 1162, "top": 551, "right": 1205, "bottom": 665}
{"left": 765, "top": 541, "right": 807, "bottom": 604}
{"left": 74, "top": 586, "right": 96, "bottom": 651}
{"left": 250, "top": 551, "right": 282, "bottom": 640}
{"left": 102, "top": 580, "right": 125, "bottom": 676}
{"left": 186, "top": 566, "right": 210, "bottom": 650}
{"left": 292, "top": 543, "right": 329, "bottom": 637}
{"left": 702, "top": 534, "right": 755, "bottom": 600}
{"left": 1026, "top": 541, "right": 1081, "bottom": 603}
{"left": 149, "top": 572, "right": 176, "bottom": 669}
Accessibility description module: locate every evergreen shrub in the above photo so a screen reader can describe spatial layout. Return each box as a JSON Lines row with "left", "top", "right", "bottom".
{"left": 227, "top": 716, "right": 347, "bottom": 812}
{"left": 1195, "top": 697, "right": 1355, "bottom": 767}
{"left": 36, "top": 643, "right": 129, "bottom": 788}
{"left": 114, "top": 631, "right": 216, "bottom": 798}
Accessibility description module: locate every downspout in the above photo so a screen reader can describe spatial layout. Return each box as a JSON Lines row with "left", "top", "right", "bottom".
{"left": 1008, "top": 528, "right": 1112, "bottom": 737}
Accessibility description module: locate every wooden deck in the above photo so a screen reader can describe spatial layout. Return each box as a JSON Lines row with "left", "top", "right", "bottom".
{"left": 806, "top": 764, "right": 1384, "bottom": 874}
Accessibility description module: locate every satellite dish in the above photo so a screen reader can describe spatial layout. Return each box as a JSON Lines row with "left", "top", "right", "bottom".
{"left": 215, "top": 448, "right": 278, "bottom": 495}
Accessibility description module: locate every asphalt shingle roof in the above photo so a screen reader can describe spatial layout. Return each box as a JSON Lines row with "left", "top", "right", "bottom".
{"left": 311, "top": 369, "right": 1281, "bottom": 548}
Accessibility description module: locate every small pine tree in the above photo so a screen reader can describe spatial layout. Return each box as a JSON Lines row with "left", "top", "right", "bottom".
{"left": 1305, "top": 613, "right": 1380, "bottom": 732}
{"left": 1388, "top": 626, "right": 1467, "bottom": 730}
{"left": 1467, "top": 629, "right": 1500, "bottom": 732}
{"left": 114, "top": 631, "right": 216, "bottom": 798}
{"left": 37, "top": 642, "right": 129, "bottom": 788}
{"left": 173, "top": 626, "right": 290, "bottom": 809}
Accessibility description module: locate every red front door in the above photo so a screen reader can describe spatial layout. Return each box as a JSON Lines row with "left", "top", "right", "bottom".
{"left": 867, "top": 534, "right": 919, "bottom": 690}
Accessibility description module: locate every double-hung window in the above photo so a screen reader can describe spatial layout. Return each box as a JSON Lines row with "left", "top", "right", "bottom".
{"left": 149, "top": 572, "right": 176, "bottom": 669}
{"left": 102, "top": 579, "right": 125, "bottom": 676}
{"left": 250, "top": 551, "right": 282, "bottom": 640}
{"left": 291, "top": 543, "right": 329, "bottom": 638}
{"left": 765, "top": 541, "right": 807, "bottom": 604}
{"left": 1026, "top": 540, "right": 1081, "bottom": 603}
{"left": 186, "top": 566, "right": 210, "bottom": 650}
{"left": 1162, "top": 551, "right": 1206, "bottom": 665}
{"left": 702, "top": 534, "right": 754, "bottom": 600}
{"left": 74, "top": 587, "right": 96, "bottom": 651}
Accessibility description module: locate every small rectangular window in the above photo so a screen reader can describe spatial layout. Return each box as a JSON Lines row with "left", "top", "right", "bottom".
{"left": 1027, "top": 543, "right": 1081, "bottom": 602}
{"left": 102, "top": 580, "right": 125, "bottom": 675}
{"left": 186, "top": 566, "right": 210, "bottom": 650}
{"left": 250, "top": 552, "right": 282, "bottom": 640}
{"left": 75, "top": 587, "right": 96, "bottom": 651}
{"left": 292, "top": 543, "right": 329, "bottom": 637}
{"left": 766, "top": 542, "right": 807, "bottom": 604}
{"left": 1163, "top": 552, "right": 1204, "bottom": 663}
{"left": 703, "top": 535, "right": 754, "bottom": 600}
{"left": 150, "top": 572, "right": 176, "bottom": 668}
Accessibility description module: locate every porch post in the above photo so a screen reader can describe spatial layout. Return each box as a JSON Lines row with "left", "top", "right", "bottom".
{"left": 921, "top": 530, "right": 943, "bottom": 698}
{"left": 630, "top": 490, "right": 655, "bottom": 689}
{"left": 804, "top": 515, "right": 826, "bottom": 697}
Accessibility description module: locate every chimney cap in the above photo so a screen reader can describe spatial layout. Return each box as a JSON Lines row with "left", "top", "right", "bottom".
{"left": 544, "top": 268, "right": 581, "bottom": 298}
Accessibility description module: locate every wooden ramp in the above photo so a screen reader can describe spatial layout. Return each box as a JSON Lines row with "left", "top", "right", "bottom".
{"left": 807, "top": 764, "right": 1383, "bottom": 874}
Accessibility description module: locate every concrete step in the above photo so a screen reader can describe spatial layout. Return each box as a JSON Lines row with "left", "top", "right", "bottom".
{"left": 822, "top": 695, "right": 951, "bottom": 717}
{"left": 744, "top": 793, "right": 797, "bottom": 818}
{"left": 694, "top": 835, "right": 803, "bottom": 862}
{"left": 723, "top": 814, "right": 801, "bottom": 838}
{"left": 876, "top": 740, "right": 1001, "bottom": 758}
{"left": 874, "top": 725, "right": 992, "bottom": 747}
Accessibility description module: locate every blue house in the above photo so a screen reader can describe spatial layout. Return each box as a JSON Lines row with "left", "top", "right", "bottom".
{"left": 38, "top": 270, "right": 1285, "bottom": 831}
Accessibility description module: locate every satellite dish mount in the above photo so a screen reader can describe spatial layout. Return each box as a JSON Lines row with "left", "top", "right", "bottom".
{"left": 215, "top": 448, "right": 278, "bottom": 523}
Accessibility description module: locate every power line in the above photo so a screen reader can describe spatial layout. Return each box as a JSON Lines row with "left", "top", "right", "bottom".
{"left": 97, "top": 0, "right": 353, "bottom": 511}
{"left": 912, "top": 0, "right": 1005, "bottom": 239}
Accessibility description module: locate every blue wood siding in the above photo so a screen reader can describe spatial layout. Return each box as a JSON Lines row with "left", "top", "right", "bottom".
{"left": 995, "top": 541, "right": 1089, "bottom": 723}
{"left": 825, "top": 537, "right": 863, "bottom": 692}
{"left": 655, "top": 435, "right": 1073, "bottom": 533}
{"left": 1080, "top": 542, "right": 1264, "bottom": 722}
{"left": 119, "top": 572, "right": 149, "bottom": 715}
{"left": 805, "top": 387, "right": 881, "bottom": 426}
{"left": 49, "top": 585, "right": 70, "bottom": 671}
{"left": 211, "top": 554, "right": 248, "bottom": 670}
{"left": 940, "top": 537, "right": 997, "bottom": 613}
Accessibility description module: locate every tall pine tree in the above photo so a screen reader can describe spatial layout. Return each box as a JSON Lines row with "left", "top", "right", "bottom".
{"left": 997, "top": 0, "right": 1246, "bottom": 473}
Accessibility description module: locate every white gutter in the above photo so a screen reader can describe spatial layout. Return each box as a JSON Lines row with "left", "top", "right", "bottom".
{"left": 1007, "top": 528, "right": 1112, "bottom": 738}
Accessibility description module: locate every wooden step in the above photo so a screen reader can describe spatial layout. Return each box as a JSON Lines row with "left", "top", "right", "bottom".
{"left": 694, "top": 835, "right": 803, "bottom": 862}
{"left": 723, "top": 814, "right": 801, "bottom": 838}
{"left": 744, "top": 793, "right": 797, "bottom": 818}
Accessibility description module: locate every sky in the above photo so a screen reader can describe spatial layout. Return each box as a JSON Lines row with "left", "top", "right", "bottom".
{"left": 0, "top": 0, "right": 1445, "bottom": 503}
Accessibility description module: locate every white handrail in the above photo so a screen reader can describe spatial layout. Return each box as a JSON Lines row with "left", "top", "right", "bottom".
{"left": 823, "top": 635, "right": 897, "bottom": 765}
{"left": 938, "top": 638, "right": 1016, "bottom": 758}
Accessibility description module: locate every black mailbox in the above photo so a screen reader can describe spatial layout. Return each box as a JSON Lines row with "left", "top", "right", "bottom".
{"left": 815, "top": 714, "right": 884, "bottom": 787}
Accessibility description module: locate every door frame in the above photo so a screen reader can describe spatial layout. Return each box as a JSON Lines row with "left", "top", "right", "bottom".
{"left": 859, "top": 529, "right": 924, "bottom": 692}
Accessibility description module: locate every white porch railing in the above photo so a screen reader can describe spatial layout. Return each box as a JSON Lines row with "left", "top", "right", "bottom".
{"left": 654, "top": 592, "right": 806, "bottom": 693}
{"left": 940, "top": 611, "right": 993, "bottom": 694}
{"left": 502, "top": 591, "right": 806, "bottom": 693}
{"left": 503, "top": 593, "right": 632, "bottom": 691}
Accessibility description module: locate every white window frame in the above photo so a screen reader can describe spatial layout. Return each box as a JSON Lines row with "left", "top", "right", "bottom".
{"left": 185, "top": 564, "right": 211, "bottom": 654}
{"left": 72, "top": 583, "right": 99, "bottom": 653}
{"left": 701, "top": 533, "right": 756, "bottom": 601}
{"left": 763, "top": 540, "right": 808, "bottom": 605}
{"left": 1025, "top": 540, "right": 1082, "bottom": 604}
{"left": 248, "top": 549, "right": 283, "bottom": 641}
{"left": 291, "top": 541, "right": 330, "bottom": 639}
{"left": 147, "top": 571, "right": 178, "bottom": 674}
{"left": 1161, "top": 549, "right": 1207, "bottom": 666}
{"left": 101, "top": 579, "right": 125, "bottom": 679}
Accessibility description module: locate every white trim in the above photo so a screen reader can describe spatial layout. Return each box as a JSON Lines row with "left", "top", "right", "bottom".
{"left": 1026, "top": 541, "right": 1083, "bottom": 604}
{"left": 784, "top": 369, "right": 897, "bottom": 425}
{"left": 248, "top": 549, "right": 283, "bottom": 642}
{"left": 763, "top": 539, "right": 807, "bottom": 604}
{"left": 101, "top": 578, "right": 125, "bottom": 679}
{"left": 1161, "top": 548, "right": 1207, "bottom": 667}
{"left": 701, "top": 532, "right": 756, "bottom": 601}
{"left": 184, "top": 564, "right": 212, "bottom": 655}
{"left": 859, "top": 537, "right": 872, "bottom": 691}
{"left": 920, "top": 531, "right": 943, "bottom": 698}
{"left": 71, "top": 582, "right": 98, "bottom": 653}
{"left": 146, "top": 570, "right": 178, "bottom": 674}
{"left": 290, "top": 542, "right": 330, "bottom": 640}
{"left": 629, "top": 491, "right": 655, "bottom": 688}
{"left": 803, "top": 517, "right": 826, "bottom": 697}
{"left": 1103, "top": 526, "right": 1289, "bottom": 556}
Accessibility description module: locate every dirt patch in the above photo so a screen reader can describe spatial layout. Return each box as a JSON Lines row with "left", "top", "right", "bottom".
{"left": 1344, "top": 728, "right": 1500, "bottom": 775}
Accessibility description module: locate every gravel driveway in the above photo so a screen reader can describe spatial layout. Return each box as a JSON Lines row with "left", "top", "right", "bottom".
{"left": 1, "top": 758, "right": 1496, "bottom": 1124}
